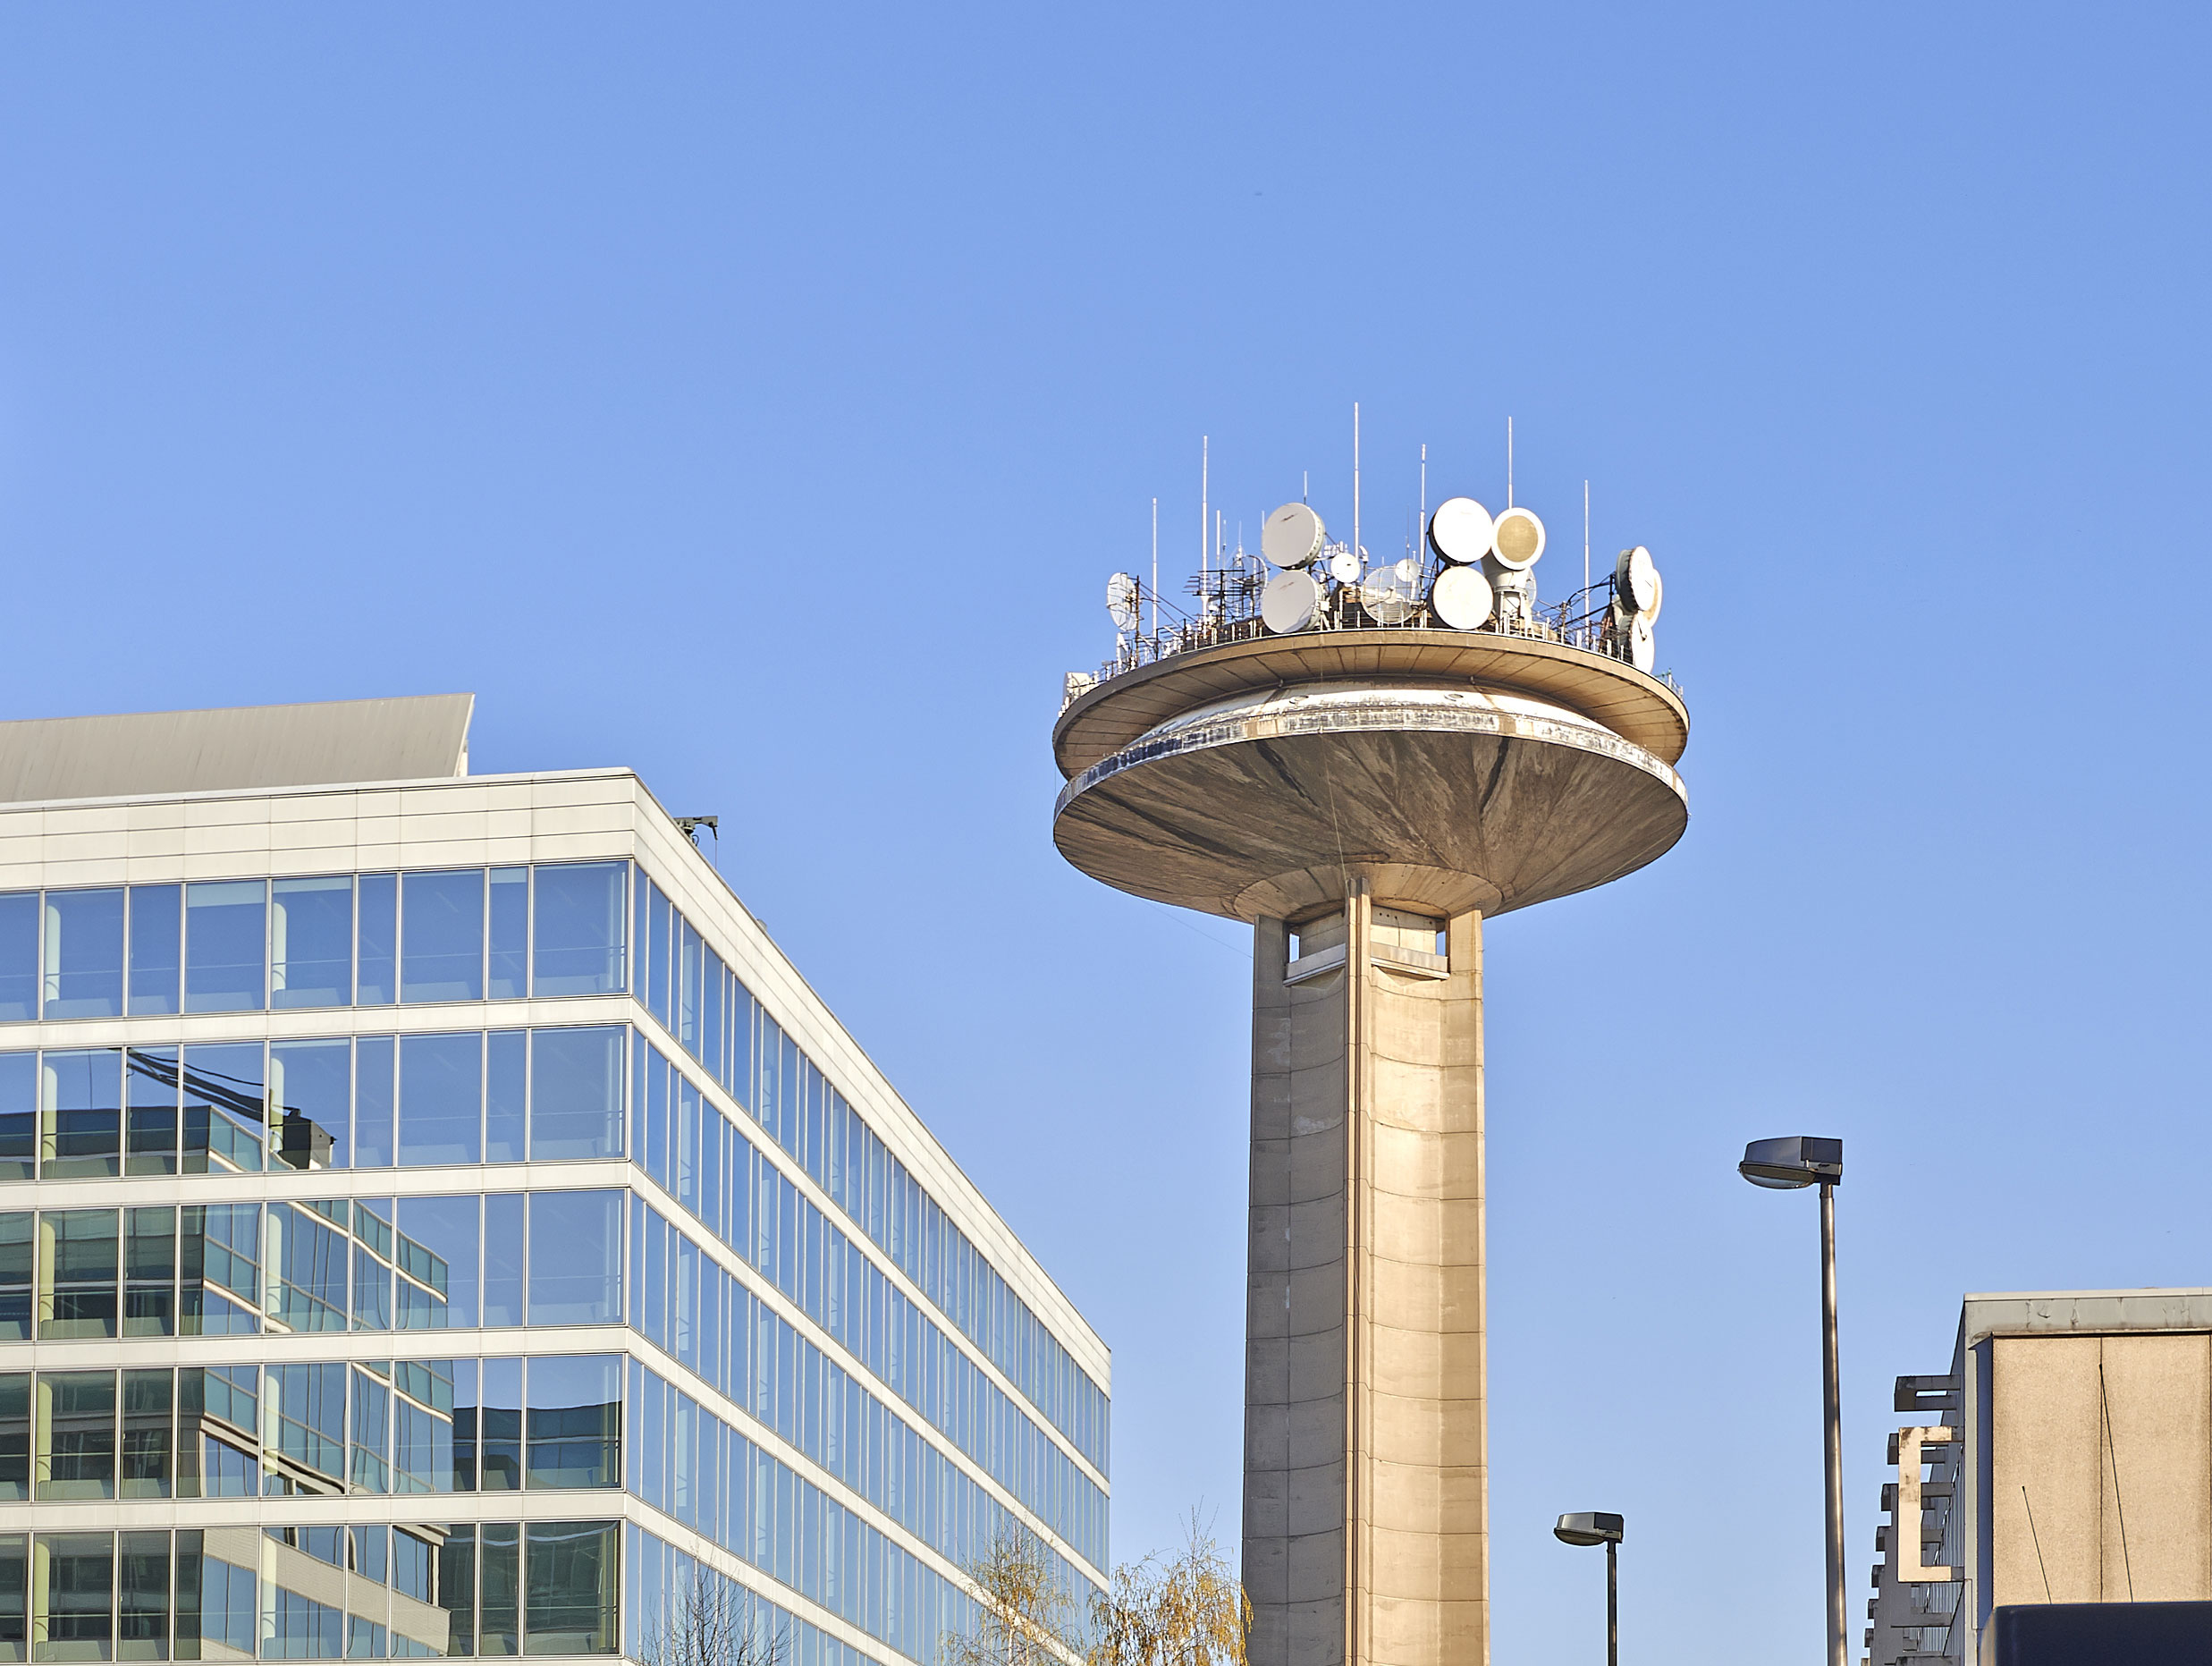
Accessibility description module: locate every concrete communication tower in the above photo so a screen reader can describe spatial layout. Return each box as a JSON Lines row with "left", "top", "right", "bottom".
{"left": 1052, "top": 478, "right": 1687, "bottom": 1666}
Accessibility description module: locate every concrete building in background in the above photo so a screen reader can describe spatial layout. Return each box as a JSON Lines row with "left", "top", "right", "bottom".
{"left": 1867, "top": 1290, "right": 2212, "bottom": 1664}
{"left": 0, "top": 695, "right": 1109, "bottom": 1666}
{"left": 1051, "top": 496, "right": 1684, "bottom": 1666}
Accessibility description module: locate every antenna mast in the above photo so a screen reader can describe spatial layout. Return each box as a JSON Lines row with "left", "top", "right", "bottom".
{"left": 1583, "top": 479, "right": 1591, "bottom": 602}
{"left": 1507, "top": 417, "right": 1515, "bottom": 508}
{"left": 1420, "top": 443, "right": 1428, "bottom": 551}
{"left": 1151, "top": 496, "right": 1159, "bottom": 642}
{"left": 1353, "top": 402, "right": 1362, "bottom": 570}
{"left": 1201, "top": 436, "right": 1210, "bottom": 597}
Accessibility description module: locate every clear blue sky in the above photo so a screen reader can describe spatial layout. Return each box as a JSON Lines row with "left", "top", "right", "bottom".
{"left": 4, "top": 4, "right": 2208, "bottom": 1658}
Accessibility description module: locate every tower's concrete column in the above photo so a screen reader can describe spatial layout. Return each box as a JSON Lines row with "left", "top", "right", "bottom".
{"left": 1245, "top": 886, "right": 1488, "bottom": 1666}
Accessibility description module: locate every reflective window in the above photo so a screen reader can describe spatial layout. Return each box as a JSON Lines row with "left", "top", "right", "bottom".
{"left": 41, "top": 891, "right": 123, "bottom": 1021}
{"left": 478, "top": 1522, "right": 519, "bottom": 1658}
{"left": 123, "top": 1051, "right": 179, "bottom": 1179}
{"left": 523, "top": 1359, "right": 620, "bottom": 1492}
{"left": 36, "top": 1531, "right": 114, "bottom": 1657}
{"left": 525, "top": 1195, "right": 621, "bottom": 1326}
{"left": 0, "top": 896, "right": 34, "bottom": 1024}
{"left": 38, "top": 1374, "right": 116, "bottom": 1500}
{"left": 434, "top": 1525, "right": 476, "bottom": 1657}
{"left": 0, "top": 1220, "right": 29, "bottom": 1342}
{"left": 123, "top": 887, "right": 180, "bottom": 1018}
{"left": 395, "top": 1198, "right": 477, "bottom": 1332}
{"left": 485, "top": 1033, "right": 526, "bottom": 1165}
{"left": 488, "top": 870, "right": 528, "bottom": 1002}
{"left": 353, "top": 1039, "right": 395, "bottom": 1170}
{"left": 271, "top": 877, "right": 352, "bottom": 1011}
{"left": 401, "top": 872, "right": 483, "bottom": 1004}
{"left": 181, "top": 1206, "right": 262, "bottom": 1336}
{"left": 41, "top": 1211, "right": 118, "bottom": 1341}
{"left": 270, "top": 1040, "right": 349, "bottom": 1172}
{"left": 42, "top": 1051, "right": 122, "bottom": 1180}
{"left": 644, "top": 884, "right": 671, "bottom": 1029}
{"left": 267, "top": 1206, "right": 348, "bottom": 1335}
{"left": 116, "top": 1529, "right": 166, "bottom": 1661}
{"left": 398, "top": 1035, "right": 481, "bottom": 1167}
{"left": 0, "top": 1377, "right": 23, "bottom": 1499}
{"left": 183, "top": 881, "right": 265, "bottom": 1014}
{"left": 351, "top": 1364, "right": 392, "bottom": 1494}
{"left": 521, "top": 1522, "right": 616, "bottom": 1654}
{"left": 528, "top": 1030, "right": 622, "bottom": 1162}
{"left": 0, "top": 1057, "right": 33, "bottom": 1183}
{"left": 352, "top": 1200, "right": 393, "bottom": 1334}
{"left": 123, "top": 1209, "right": 173, "bottom": 1340}
{"left": 180, "top": 1044, "right": 264, "bottom": 1176}
{"left": 120, "top": 1373, "right": 172, "bottom": 1501}
{"left": 265, "top": 1362, "right": 346, "bottom": 1497}
{"left": 482, "top": 1197, "right": 524, "bottom": 1330}
{"left": 480, "top": 1361, "right": 521, "bottom": 1495}
{"left": 357, "top": 875, "right": 397, "bottom": 1008}
{"left": 533, "top": 865, "right": 627, "bottom": 1000}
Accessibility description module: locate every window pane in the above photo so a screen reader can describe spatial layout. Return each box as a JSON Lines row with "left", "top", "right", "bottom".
{"left": 479, "top": 1361, "right": 521, "bottom": 1495}
{"left": 123, "top": 1209, "right": 175, "bottom": 1340}
{"left": 37, "top": 1374, "right": 116, "bottom": 1501}
{"left": 0, "top": 898, "right": 35, "bottom": 1025}
{"left": 391, "top": 1363, "right": 459, "bottom": 1496}
{"left": 0, "top": 1219, "right": 29, "bottom": 1343}
{"left": 358, "top": 875, "right": 397, "bottom": 1007}
{"left": 123, "top": 888, "right": 180, "bottom": 1018}
{"left": 478, "top": 1524, "right": 519, "bottom": 1657}
{"left": 482, "top": 1197, "right": 523, "bottom": 1329}
{"left": 526, "top": 1194, "right": 621, "bottom": 1325}
{"left": 42, "top": 891, "right": 123, "bottom": 1020}
{"left": 182, "top": 882, "right": 265, "bottom": 1015}
{"left": 528, "top": 1030, "right": 622, "bottom": 1162}
{"left": 352, "top": 1198, "right": 393, "bottom": 1335}
{"left": 521, "top": 1523, "right": 617, "bottom": 1654}
{"left": 40, "top": 1211, "right": 119, "bottom": 1342}
{"left": 0, "top": 1377, "right": 27, "bottom": 1499}
{"left": 524, "top": 1358, "right": 621, "bottom": 1491}
{"left": 271, "top": 1040, "right": 350, "bottom": 1172}
{"left": 532, "top": 866, "right": 627, "bottom": 998}
{"left": 179, "top": 1044, "right": 263, "bottom": 1177}
{"left": 120, "top": 1375, "right": 172, "bottom": 1502}
{"left": 42, "top": 1051, "right": 122, "bottom": 1180}
{"left": 179, "top": 1207, "right": 262, "bottom": 1337}
{"left": 401, "top": 872, "right": 483, "bottom": 1004}
{"left": 350, "top": 1365, "right": 392, "bottom": 1495}
{"left": 353, "top": 1039, "right": 394, "bottom": 1169}
{"left": 398, "top": 1034, "right": 481, "bottom": 1167}
{"left": 485, "top": 1033, "right": 526, "bottom": 1166}
{"left": 431, "top": 1525, "right": 475, "bottom": 1658}
{"left": 271, "top": 877, "right": 352, "bottom": 1011}
{"left": 116, "top": 1530, "right": 167, "bottom": 1661}
{"left": 447, "top": 1360, "right": 479, "bottom": 1493}
{"left": 645, "top": 886, "right": 670, "bottom": 1028}
{"left": 265, "top": 1361, "right": 346, "bottom": 1495}
{"left": 396, "top": 1197, "right": 478, "bottom": 1332}
{"left": 0, "top": 1535, "right": 21, "bottom": 1662}
{"left": 33, "top": 1532, "right": 113, "bottom": 1661}
{"left": 267, "top": 1205, "right": 348, "bottom": 1334}
{"left": 0, "top": 1057, "right": 34, "bottom": 1183}
{"left": 122, "top": 1051, "right": 179, "bottom": 1179}
{"left": 488, "top": 870, "right": 528, "bottom": 1002}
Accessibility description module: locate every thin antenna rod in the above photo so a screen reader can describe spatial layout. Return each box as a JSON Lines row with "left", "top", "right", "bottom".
{"left": 1150, "top": 496, "right": 1159, "bottom": 643}
{"left": 1507, "top": 417, "right": 1515, "bottom": 509}
{"left": 1420, "top": 443, "right": 1428, "bottom": 555}
{"left": 1302, "top": 469, "right": 1308, "bottom": 504}
{"left": 1201, "top": 436, "right": 1209, "bottom": 594}
{"left": 1583, "top": 479, "right": 1591, "bottom": 603}
{"left": 1353, "top": 402, "right": 1362, "bottom": 569}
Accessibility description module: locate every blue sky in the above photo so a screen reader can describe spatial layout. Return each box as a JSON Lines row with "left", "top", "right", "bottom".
{"left": 4, "top": 4, "right": 2209, "bottom": 1658}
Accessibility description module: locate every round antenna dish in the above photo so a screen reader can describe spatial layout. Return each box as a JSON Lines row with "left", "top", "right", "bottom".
{"left": 1430, "top": 564, "right": 1495, "bottom": 630}
{"left": 1260, "top": 570, "right": 1321, "bottom": 633}
{"left": 1361, "top": 561, "right": 1418, "bottom": 625}
{"left": 1642, "top": 567, "right": 1663, "bottom": 623}
{"left": 1491, "top": 505, "right": 1546, "bottom": 570}
{"left": 1617, "top": 546, "right": 1659, "bottom": 614}
{"left": 1427, "top": 496, "right": 1495, "bottom": 565}
{"left": 1327, "top": 547, "right": 1363, "bottom": 585}
{"left": 1262, "top": 503, "right": 1326, "bottom": 570}
{"left": 1106, "top": 572, "right": 1141, "bottom": 632}
{"left": 1628, "top": 616, "right": 1656, "bottom": 672}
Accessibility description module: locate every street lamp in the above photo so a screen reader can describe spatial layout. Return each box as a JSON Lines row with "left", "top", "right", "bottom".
{"left": 1739, "top": 1135, "right": 1846, "bottom": 1666}
{"left": 1554, "top": 1512, "right": 1625, "bottom": 1666}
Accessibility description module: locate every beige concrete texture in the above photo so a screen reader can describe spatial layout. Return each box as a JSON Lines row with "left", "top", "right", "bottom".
{"left": 1989, "top": 1332, "right": 2212, "bottom": 1608}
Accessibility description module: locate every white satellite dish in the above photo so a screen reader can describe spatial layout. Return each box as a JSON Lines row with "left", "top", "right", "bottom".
{"left": 1628, "top": 617, "right": 1655, "bottom": 672}
{"left": 1361, "top": 559, "right": 1419, "bottom": 625}
{"left": 1106, "top": 572, "right": 1141, "bottom": 631}
{"left": 1642, "top": 568, "right": 1663, "bottom": 623}
{"left": 1326, "top": 546, "right": 1363, "bottom": 585}
{"left": 1491, "top": 505, "right": 1546, "bottom": 571}
{"left": 1260, "top": 570, "right": 1321, "bottom": 633}
{"left": 1616, "top": 546, "right": 1659, "bottom": 614}
{"left": 1430, "top": 564, "right": 1495, "bottom": 630}
{"left": 1262, "top": 503, "right": 1326, "bottom": 570}
{"left": 1427, "top": 496, "right": 1495, "bottom": 565}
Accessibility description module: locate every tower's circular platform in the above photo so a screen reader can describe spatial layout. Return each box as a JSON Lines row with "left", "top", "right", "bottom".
{"left": 1051, "top": 629, "right": 1690, "bottom": 923}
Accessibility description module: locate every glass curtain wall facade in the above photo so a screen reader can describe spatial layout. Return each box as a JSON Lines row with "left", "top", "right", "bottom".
{"left": 0, "top": 782, "right": 1107, "bottom": 1666}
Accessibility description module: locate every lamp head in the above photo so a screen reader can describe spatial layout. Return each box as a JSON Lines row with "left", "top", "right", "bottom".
{"left": 1554, "top": 1511, "right": 1625, "bottom": 1547}
{"left": 1738, "top": 1135, "right": 1843, "bottom": 1190}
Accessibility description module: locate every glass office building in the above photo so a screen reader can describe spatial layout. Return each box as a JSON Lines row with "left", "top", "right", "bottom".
{"left": 0, "top": 696, "right": 1110, "bottom": 1666}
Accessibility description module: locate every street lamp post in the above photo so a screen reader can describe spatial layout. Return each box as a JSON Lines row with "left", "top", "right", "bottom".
{"left": 1554, "top": 1512, "right": 1625, "bottom": 1666}
{"left": 1739, "top": 1135, "right": 1846, "bottom": 1666}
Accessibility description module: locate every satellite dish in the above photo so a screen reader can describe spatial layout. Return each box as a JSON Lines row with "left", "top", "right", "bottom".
{"left": 1260, "top": 570, "right": 1321, "bottom": 633}
{"left": 1628, "top": 617, "right": 1656, "bottom": 672}
{"left": 1327, "top": 547, "right": 1363, "bottom": 585}
{"left": 1642, "top": 568, "right": 1663, "bottom": 623}
{"left": 1106, "top": 572, "right": 1141, "bottom": 632}
{"left": 1430, "top": 564, "right": 1495, "bottom": 630}
{"left": 1616, "top": 546, "right": 1659, "bottom": 614}
{"left": 1361, "top": 560, "right": 1419, "bottom": 625}
{"left": 1491, "top": 506, "right": 1546, "bottom": 570}
{"left": 1262, "top": 503, "right": 1326, "bottom": 569}
{"left": 1427, "top": 497, "right": 1495, "bottom": 565}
